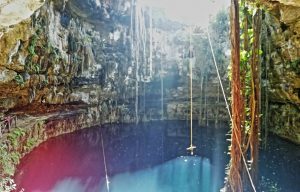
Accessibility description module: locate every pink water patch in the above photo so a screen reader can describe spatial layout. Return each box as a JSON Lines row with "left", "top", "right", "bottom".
{"left": 14, "top": 131, "right": 105, "bottom": 192}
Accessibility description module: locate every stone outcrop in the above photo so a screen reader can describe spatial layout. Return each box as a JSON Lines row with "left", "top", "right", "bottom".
{"left": 0, "top": 0, "right": 132, "bottom": 114}
{"left": 259, "top": 0, "right": 300, "bottom": 143}
{"left": 0, "top": 0, "right": 230, "bottom": 128}
{"left": 0, "top": 0, "right": 45, "bottom": 29}
{"left": 0, "top": 0, "right": 134, "bottom": 178}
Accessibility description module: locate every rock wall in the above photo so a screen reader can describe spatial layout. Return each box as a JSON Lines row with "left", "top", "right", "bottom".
{"left": 0, "top": 0, "right": 134, "bottom": 177}
{"left": 1, "top": 0, "right": 297, "bottom": 148}
{"left": 0, "top": 0, "right": 133, "bottom": 120}
{"left": 0, "top": 0, "right": 230, "bottom": 130}
{"left": 259, "top": 0, "right": 300, "bottom": 144}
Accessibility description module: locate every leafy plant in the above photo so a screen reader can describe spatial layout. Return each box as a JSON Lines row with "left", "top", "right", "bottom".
{"left": 24, "top": 137, "right": 38, "bottom": 151}
{"left": 28, "top": 34, "right": 38, "bottom": 56}
{"left": 289, "top": 59, "right": 300, "bottom": 74}
{"left": 0, "top": 143, "right": 15, "bottom": 175}
{"left": 0, "top": 177, "right": 16, "bottom": 192}
{"left": 25, "top": 62, "right": 41, "bottom": 74}
{"left": 28, "top": 45, "right": 35, "bottom": 55}
{"left": 7, "top": 128, "right": 26, "bottom": 149}
{"left": 14, "top": 74, "right": 24, "bottom": 87}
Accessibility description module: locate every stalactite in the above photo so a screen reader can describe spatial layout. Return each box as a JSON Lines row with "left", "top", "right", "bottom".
{"left": 198, "top": 75, "right": 204, "bottom": 126}
{"left": 149, "top": 7, "right": 153, "bottom": 78}
{"left": 216, "top": 80, "right": 220, "bottom": 127}
{"left": 205, "top": 75, "right": 208, "bottom": 126}
{"left": 134, "top": 3, "right": 139, "bottom": 124}
{"left": 129, "top": 0, "right": 150, "bottom": 124}
{"left": 143, "top": 81, "right": 146, "bottom": 121}
{"left": 161, "top": 52, "right": 164, "bottom": 120}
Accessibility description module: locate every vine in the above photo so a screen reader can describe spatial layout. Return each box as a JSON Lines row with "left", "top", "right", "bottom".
{"left": 14, "top": 74, "right": 25, "bottom": 87}
{"left": 0, "top": 124, "right": 42, "bottom": 191}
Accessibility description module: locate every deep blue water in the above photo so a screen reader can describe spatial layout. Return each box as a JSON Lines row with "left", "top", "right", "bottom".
{"left": 15, "top": 121, "right": 300, "bottom": 192}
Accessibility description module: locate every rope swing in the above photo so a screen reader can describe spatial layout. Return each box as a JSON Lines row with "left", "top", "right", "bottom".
{"left": 187, "top": 28, "right": 196, "bottom": 155}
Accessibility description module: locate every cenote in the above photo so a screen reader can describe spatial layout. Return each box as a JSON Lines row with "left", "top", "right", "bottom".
{"left": 1, "top": 0, "right": 300, "bottom": 192}
{"left": 14, "top": 121, "right": 300, "bottom": 192}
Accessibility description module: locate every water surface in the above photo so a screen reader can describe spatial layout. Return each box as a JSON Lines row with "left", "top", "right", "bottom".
{"left": 14, "top": 121, "right": 300, "bottom": 191}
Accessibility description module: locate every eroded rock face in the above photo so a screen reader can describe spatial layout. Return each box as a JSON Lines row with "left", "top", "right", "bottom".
{"left": 2, "top": 0, "right": 298, "bottom": 144}
{"left": 0, "top": 0, "right": 133, "bottom": 122}
{"left": 0, "top": 0, "right": 45, "bottom": 28}
{"left": 0, "top": 0, "right": 230, "bottom": 128}
{"left": 260, "top": 0, "right": 300, "bottom": 144}
{"left": 271, "top": 0, "right": 300, "bottom": 7}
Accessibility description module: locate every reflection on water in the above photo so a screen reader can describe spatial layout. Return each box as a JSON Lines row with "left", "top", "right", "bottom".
{"left": 14, "top": 121, "right": 299, "bottom": 192}
{"left": 101, "top": 156, "right": 211, "bottom": 192}
{"left": 52, "top": 178, "right": 91, "bottom": 192}
{"left": 51, "top": 156, "right": 212, "bottom": 192}
{"left": 15, "top": 121, "right": 228, "bottom": 192}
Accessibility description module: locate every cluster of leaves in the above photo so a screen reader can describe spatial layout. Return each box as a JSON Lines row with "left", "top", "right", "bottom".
{"left": 1, "top": 127, "right": 38, "bottom": 171}
{"left": 238, "top": 1, "right": 264, "bottom": 134}
{"left": 7, "top": 128, "right": 26, "bottom": 150}
{"left": 14, "top": 74, "right": 25, "bottom": 87}
{"left": 25, "top": 33, "right": 41, "bottom": 74}
{"left": 0, "top": 143, "right": 15, "bottom": 176}
{"left": 0, "top": 126, "right": 41, "bottom": 192}
{"left": 0, "top": 128, "right": 26, "bottom": 175}
{"left": 28, "top": 34, "right": 38, "bottom": 56}
{"left": 25, "top": 61, "right": 41, "bottom": 74}
{"left": 0, "top": 177, "right": 17, "bottom": 192}
{"left": 23, "top": 137, "right": 38, "bottom": 151}
{"left": 288, "top": 59, "right": 300, "bottom": 74}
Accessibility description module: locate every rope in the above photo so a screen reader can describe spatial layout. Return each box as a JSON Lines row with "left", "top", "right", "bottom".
{"left": 187, "top": 28, "right": 196, "bottom": 155}
{"left": 206, "top": 27, "right": 232, "bottom": 121}
{"left": 206, "top": 27, "right": 257, "bottom": 192}
{"left": 100, "top": 131, "right": 110, "bottom": 192}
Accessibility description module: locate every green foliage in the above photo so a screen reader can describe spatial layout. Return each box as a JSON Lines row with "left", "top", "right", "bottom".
{"left": 28, "top": 34, "right": 38, "bottom": 56}
{"left": 24, "top": 137, "right": 38, "bottom": 151}
{"left": 28, "top": 45, "right": 35, "bottom": 55}
{"left": 0, "top": 177, "right": 17, "bottom": 192}
{"left": 288, "top": 59, "right": 300, "bottom": 74}
{"left": 14, "top": 74, "right": 24, "bottom": 87}
{"left": 0, "top": 143, "right": 15, "bottom": 176}
{"left": 25, "top": 31, "right": 44, "bottom": 74}
{"left": 0, "top": 125, "right": 41, "bottom": 178}
{"left": 0, "top": 128, "right": 25, "bottom": 176}
{"left": 41, "top": 79, "right": 48, "bottom": 86}
{"left": 25, "top": 61, "right": 41, "bottom": 74}
{"left": 7, "top": 128, "right": 26, "bottom": 149}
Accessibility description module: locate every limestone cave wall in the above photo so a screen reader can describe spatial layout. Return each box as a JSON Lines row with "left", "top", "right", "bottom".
{"left": 259, "top": 0, "right": 300, "bottom": 143}
{"left": 0, "top": 0, "right": 134, "bottom": 125}
{"left": 0, "top": 0, "right": 299, "bottom": 150}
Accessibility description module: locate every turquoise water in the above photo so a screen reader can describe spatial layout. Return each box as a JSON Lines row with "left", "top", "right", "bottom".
{"left": 100, "top": 156, "right": 212, "bottom": 192}
{"left": 50, "top": 156, "right": 213, "bottom": 192}
{"left": 14, "top": 121, "right": 300, "bottom": 192}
